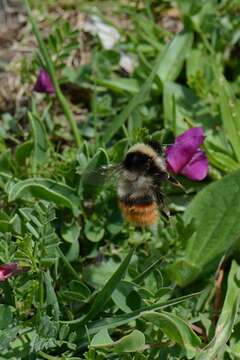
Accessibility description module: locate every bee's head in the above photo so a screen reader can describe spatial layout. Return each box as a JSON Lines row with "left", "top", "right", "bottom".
{"left": 122, "top": 151, "right": 150, "bottom": 172}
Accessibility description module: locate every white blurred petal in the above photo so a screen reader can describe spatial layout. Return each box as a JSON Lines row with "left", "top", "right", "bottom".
{"left": 85, "top": 15, "right": 120, "bottom": 49}
{"left": 119, "top": 53, "right": 135, "bottom": 74}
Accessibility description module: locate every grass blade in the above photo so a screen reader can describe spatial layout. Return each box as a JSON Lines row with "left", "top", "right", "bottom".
{"left": 197, "top": 260, "right": 240, "bottom": 359}
{"left": 101, "top": 50, "right": 163, "bottom": 144}
{"left": 75, "top": 248, "right": 134, "bottom": 326}
{"left": 100, "top": 30, "right": 192, "bottom": 144}
{"left": 133, "top": 257, "right": 163, "bottom": 284}
{"left": 63, "top": 292, "right": 201, "bottom": 332}
{"left": 219, "top": 75, "right": 240, "bottom": 162}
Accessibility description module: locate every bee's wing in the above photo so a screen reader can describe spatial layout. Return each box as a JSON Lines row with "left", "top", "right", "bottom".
{"left": 81, "top": 164, "right": 121, "bottom": 187}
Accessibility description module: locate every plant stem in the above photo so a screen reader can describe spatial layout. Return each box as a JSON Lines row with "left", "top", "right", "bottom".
{"left": 23, "top": 0, "right": 82, "bottom": 147}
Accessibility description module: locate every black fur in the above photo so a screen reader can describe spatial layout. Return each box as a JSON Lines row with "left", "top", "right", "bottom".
{"left": 147, "top": 140, "right": 162, "bottom": 153}
{"left": 123, "top": 151, "right": 150, "bottom": 172}
{"left": 123, "top": 151, "right": 167, "bottom": 179}
{"left": 119, "top": 194, "right": 153, "bottom": 206}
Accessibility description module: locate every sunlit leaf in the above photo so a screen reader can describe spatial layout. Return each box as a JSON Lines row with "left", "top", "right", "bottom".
{"left": 168, "top": 169, "right": 240, "bottom": 286}
{"left": 8, "top": 178, "right": 80, "bottom": 215}
{"left": 143, "top": 311, "right": 201, "bottom": 359}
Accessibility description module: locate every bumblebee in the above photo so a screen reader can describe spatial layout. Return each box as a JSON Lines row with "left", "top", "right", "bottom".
{"left": 117, "top": 141, "right": 175, "bottom": 226}
{"left": 83, "top": 141, "right": 181, "bottom": 226}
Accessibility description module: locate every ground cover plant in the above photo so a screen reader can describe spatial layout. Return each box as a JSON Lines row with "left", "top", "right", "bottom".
{"left": 1, "top": 0, "right": 240, "bottom": 359}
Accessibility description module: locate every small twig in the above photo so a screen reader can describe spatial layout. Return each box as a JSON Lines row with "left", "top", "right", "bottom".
{"left": 212, "top": 256, "right": 227, "bottom": 325}
{"left": 191, "top": 323, "right": 208, "bottom": 343}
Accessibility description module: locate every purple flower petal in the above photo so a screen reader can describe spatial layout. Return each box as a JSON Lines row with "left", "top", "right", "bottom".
{"left": 180, "top": 150, "right": 208, "bottom": 181}
{"left": 175, "top": 127, "right": 205, "bottom": 146}
{"left": 0, "top": 262, "right": 28, "bottom": 281}
{"left": 166, "top": 127, "right": 206, "bottom": 174}
{"left": 33, "top": 69, "right": 55, "bottom": 94}
{"left": 166, "top": 142, "right": 198, "bottom": 174}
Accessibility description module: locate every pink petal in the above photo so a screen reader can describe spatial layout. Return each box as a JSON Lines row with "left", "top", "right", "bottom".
{"left": 166, "top": 127, "right": 205, "bottom": 174}
{"left": 33, "top": 69, "right": 55, "bottom": 94}
{"left": 180, "top": 150, "right": 208, "bottom": 181}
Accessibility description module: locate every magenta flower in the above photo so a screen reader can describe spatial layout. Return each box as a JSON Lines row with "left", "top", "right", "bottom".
{"left": 166, "top": 127, "right": 208, "bottom": 181}
{"left": 0, "top": 262, "right": 28, "bottom": 282}
{"left": 33, "top": 69, "right": 55, "bottom": 94}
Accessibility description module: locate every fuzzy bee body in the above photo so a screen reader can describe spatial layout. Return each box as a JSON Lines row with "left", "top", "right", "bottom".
{"left": 117, "top": 143, "right": 169, "bottom": 226}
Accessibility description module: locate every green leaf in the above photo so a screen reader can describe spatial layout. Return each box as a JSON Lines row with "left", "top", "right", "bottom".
{"left": 0, "top": 150, "right": 15, "bottom": 174}
{"left": 15, "top": 140, "right": 33, "bottom": 165}
{"left": 205, "top": 146, "right": 239, "bottom": 173}
{"left": 0, "top": 220, "right": 12, "bottom": 233}
{"left": 133, "top": 257, "right": 163, "bottom": 284}
{"left": 43, "top": 271, "right": 60, "bottom": 321}
{"left": 76, "top": 248, "right": 134, "bottom": 326}
{"left": 0, "top": 305, "right": 13, "bottom": 330}
{"left": 8, "top": 178, "right": 80, "bottom": 215}
{"left": 61, "top": 221, "right": 80, "bottom": 244}
{"left": 90, "top": 328, "right": 113, "bottom": 347}
{"left": 114, "top": 330, "right": 145, "bottom": 353}
{"left": 90, "top": 329, "right": 145, "bottom": 353}
{"left": 29, "top": 112, "right": 49, "bottom": 166}
{"left": 81, "top": 149, "right": 109, "bottom": 194}
{"left": 168, "top": 169, "right": 240, "bottom": 286}
{"left": 219, "top": 75, "right": 240, "bottom": 162}
{"left": 143, "top": 311, "right": 201, "bottom": 359}
{"left": 163, "top": 81, "right": 213, "bottom": 132}
{"left": 83, "top": 258, "right": 119, "bottom": 289}
{"left": 95, "top": 78, "right": 140, "bottom": 94}
{"left": 69, "top": 280, "right": 91, "bottom": 299}
{"left": 109, "top": 139, "right": 129, "bottom": 163}
{"left": 157, "top": 31, "right": 193, "bottom": 83}
{"left": 111, "top": 281, "right": 135, "bottom": 313}
{"left": 0, "top": 328, "right": 19, "bottom": 351}
{"left": 61, "top": 220, "right": 81, "bottom": 262}
{"left": 197, "top": 260, "right": 240, "bottom": 359}
{"left": 84, "top": 221, "right": 105, "bottom": 243}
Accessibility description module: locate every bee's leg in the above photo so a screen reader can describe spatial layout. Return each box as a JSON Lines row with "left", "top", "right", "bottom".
{"left": 168, "top": 175, "right": 186, "bottom": 193}
{"left": 161, "top": 204, "right": 170, "bottom": 222}
{"left": 154, "top": 188, "right": 170, "bottom": 221}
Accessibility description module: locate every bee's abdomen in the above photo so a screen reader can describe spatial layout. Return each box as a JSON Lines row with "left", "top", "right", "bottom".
{"left": 118, "top": 196, "right": 158, "bottom": 225}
